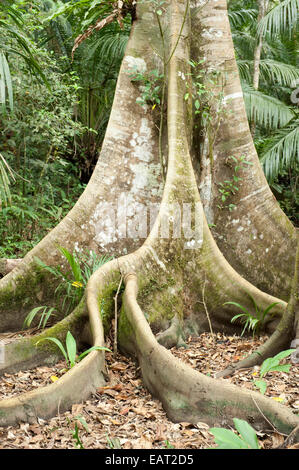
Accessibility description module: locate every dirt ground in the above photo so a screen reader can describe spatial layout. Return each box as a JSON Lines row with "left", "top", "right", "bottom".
{"left": 0, "top": 331, "right": 298, "bottom": 449}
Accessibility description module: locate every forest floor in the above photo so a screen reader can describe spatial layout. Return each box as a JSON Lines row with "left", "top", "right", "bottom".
{"left": 0, "top": 331, "right": 298, "bottom": 450}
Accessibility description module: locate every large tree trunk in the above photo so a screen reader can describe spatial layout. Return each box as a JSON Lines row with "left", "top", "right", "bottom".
{"left": 192, "top": 0, "right": 296, "bottom": 299}
{"left": 0, "top": 0, "right": 298, "bottom": 440}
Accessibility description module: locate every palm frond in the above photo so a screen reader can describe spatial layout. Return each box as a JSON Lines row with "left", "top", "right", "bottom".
{"left": 0, "top": 19, "right": 50, "bottom": 89}
{"left": 242, "top": 82, "right": 295, "bottom": 130}
{"left": 259, "top": 59, "right": 299, "bottom": 88}
{"left": 0, "top": 153, "right": 15, "bottom": 207}
{"left": 84, "top": 29, "right": 129, "bottom": 66}
{"left": 0, "top": 3, "right": 24, "bottom": 27}
{"left": 258, "top": 0, "right": 299, "bottom": 38}
{"left": 232, "top": 31, "right": 256, "bottom": 60}
{"left": 228, "top": 9, "right": 258, "bottom": 29}
{"left": 237, "top": 59, "right": 253, "bottom": 82}
{"left": 263, "top": 35, "right": 298, "bottom": 67}
{"left": 259, "top": 118, "right": 299, "bottom": 181}
{"left": 238, "top": 58, "right": 299, "bottom": 88}
{"left": 0, "top": 52, "right": 13, "bottom": 111}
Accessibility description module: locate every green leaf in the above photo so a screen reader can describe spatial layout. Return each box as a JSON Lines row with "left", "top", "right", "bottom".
{"left": 36, "top": 337, "right": 68, "bottom": 365}
{"left": 253, "top": 379, "right": 267, "bottom": 395}
{"left": 209, "top": 428, "right": 249, "bottom": 449}
{"left": 78, "top": 345, "right": 112, "bottom": 361}
{"left": 23, "top": 306, "right": 45, "bottom": 329}
{"left": 40, "top": 307, "right": 56, "bottom": 329}
{"left": 0, "top": 53, "right": 13, "bottom": 111}
{"left": 260, "top": 302, "right": 281, "bottom": 322}
{"left": 269, "top": 364, "right": 291, "bottom": 374}
{"left": 260, "top": 119, "right": 299, "bottom": 182}
{"left": 258, "top": 0, "right": 299, "bottom": 38}
{"left": 34, "top": 257, "right": 62, "bottom": 279}
{"left": 233, "top": 418, "right": 260, "bottom": 449}
{"left": 58, "top": 246, "right": 83, "bottom": 283}
{"left": 74, "top": 415, "right": 89, "bottom": 433}
{"left": 260, "top": 357, "right": 278, "bottom": 378}
{"left": 224, "top": 301, "right": 251, "bottom": 317}
{"left": 231, "top": 313, "right": 248, "bottom": 323}
{"left": 66, "top": 331, "right": 77, "bottom": 368}
{"left": 272, "top": 349, "right": 295, "bottom": 362}
{"left": 0, "top": 54, "right": 6, "bottom": 109}
{"left": 242, "top": 82, "right": 295, "bottom": 131}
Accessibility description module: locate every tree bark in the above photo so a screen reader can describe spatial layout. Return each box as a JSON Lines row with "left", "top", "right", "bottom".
{"left": 0, "top": 0, "right": 298, "bottom": 439}
{"left": 0, "top": 6, "right": 164, "bottom": 331}
{"left": 191, "top": 0, "right": 296, "bottom": 299}
{"left": 0, "top": 258, "right": 22, "bottom": 277}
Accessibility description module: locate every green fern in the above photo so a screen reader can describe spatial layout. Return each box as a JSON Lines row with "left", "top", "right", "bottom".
{"left": 0, "top": 153, "right": 15, "bottom": 207}
{"left": 228, "top": 8, "right": 257, "bottom": 29}
{"left": 238, "top": 59, "right": 299, "bottom": 87}
{"left": 260, "top": 118, "right": 299, "bottom": 181}
{"left": 242, "top": 82, "right": 295, "bottom": 129}
{"left": 258, "top": 0, "right": 299, "bottom": 38}
{"left": 0, "top": 4, "right": 50, "bottom": 89}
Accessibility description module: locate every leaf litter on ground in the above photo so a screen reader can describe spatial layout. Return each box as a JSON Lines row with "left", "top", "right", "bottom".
{"left": 0, "top": 332, "right": 298, "bottom": 449}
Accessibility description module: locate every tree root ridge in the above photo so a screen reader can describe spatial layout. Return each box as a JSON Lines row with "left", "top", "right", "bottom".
{"left": 0, "top": 351, "right": 106, "bottom": 427}
{"left": 155, "top": 314, "right": 186, "bottom": 349}
{"left": 0, "top": 297, "right": 90, "bottom": 376}
{"left": 121, "top": 273, "right": 299, "bottom": 436}
{"left": 0, "top": 294, "right": 107, "bottom": 427}
{"left": 215, "top": 330, "right": 292, "bottom": 379}
{"left": 217, "top": 238, "right": 299, "bottom": 378}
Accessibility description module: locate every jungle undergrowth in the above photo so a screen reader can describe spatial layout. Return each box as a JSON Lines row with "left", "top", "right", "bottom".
{"left": 36, "top": 330, "right": 111, "bottom": 370}
{"left": 252, "top": 349, "right": 295, "bottom": 395}
{"left": 0, "top": 332, "right": 297, "bottom": 449}
{"left": 225, "top": 293, "right": 281, "bottom": 337}
{"left": 0, "top": 160, "right": 85, "bottom": 258}
{"left": 23, "top": 246, "right": 113, "bottom": 328}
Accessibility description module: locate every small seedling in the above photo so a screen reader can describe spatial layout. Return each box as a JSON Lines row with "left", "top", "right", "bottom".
{"left": 253, "top": 349, "right": 295, "bottom": 395}
{"left": 106, "top": 433, "right": 122, "bottom": 449}
{"left": 225, "top": 293, "right": 280, "bottom": 337}
{"left": 72, "top": 422, "right": 84, "bottom": 449}
{"left": 184, "top": 58, "right": 207, "bottom": 117}
{"left": 162, "top": 439, "right": 174, "bottom": 449}
{"left": 209, "top": 418, "right": 260, "bottom": 449}
{"left": 23, "top": 305, "right": 56, "bottom": 330}
{"left": 32, "top": 246, "right": 113, "bottom": 317}
{"left": 36, "top": 330, "right": 111, "bottom": 369}
{"left": 67, "top": 414, "right": 89, "bottom": 449}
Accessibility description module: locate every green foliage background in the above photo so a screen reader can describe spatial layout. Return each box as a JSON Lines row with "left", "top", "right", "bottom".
{"left": 0, "top": 0, "right": 297, "bottom": 259}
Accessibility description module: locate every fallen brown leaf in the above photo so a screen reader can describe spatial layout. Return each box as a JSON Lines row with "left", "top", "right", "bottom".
{"left": 72, "top": 403, "right": 84, "bottom": 415}
{"left": 111, "top": 363, "right": 129, "bottom": 371}
{"left": 272, "top": 432, "right": 285, "bottom": 448}
{"left": 97, "top": 384, "right": 122, "bottom": 393}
